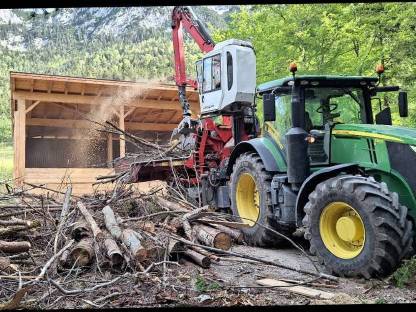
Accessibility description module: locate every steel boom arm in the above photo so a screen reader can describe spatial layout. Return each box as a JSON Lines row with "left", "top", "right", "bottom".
{"left": 171, "top": 6, "right": 215, "bottom": 116}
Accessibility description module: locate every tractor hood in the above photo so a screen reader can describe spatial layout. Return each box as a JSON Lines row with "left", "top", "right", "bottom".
{"left": 332, "top": 124, "right": 416, "bottom": 145}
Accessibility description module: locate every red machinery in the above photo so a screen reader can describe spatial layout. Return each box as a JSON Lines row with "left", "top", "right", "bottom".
{"left": 116, "top": 6, "right": 256, "bottom": 207}
{"left": 170, "top": 6, "right": 253, "bottom": 188}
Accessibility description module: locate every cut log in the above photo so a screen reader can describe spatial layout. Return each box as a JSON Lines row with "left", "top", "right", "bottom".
{"left": 69, "top": 237, "right": 95, "bottom": 267}
{"left": 0, "top": 221, "right": 41, "bottom": 236}
{"left": 256, "top": 278, "right": 336, "bottom": 300}
{"left": 53, "top": 185, "right": 72, "bottom": 254}
{"left": 197, "top": 219, "right": 250, "bottom": 229}
{"left": 0, "top": 240, "right": 31, "bottom": 253}
{"left": 182, "top": 205, "right": 210, "bottom": 222}
{"left": 77, "top": 201, "right": 103, "bottom": 240}
{"left": 211, "top": 224, "right": 243, "bottom": 244}
{"left": 183, "top": 248, "right": 211, "bottom": 268}
{"left": 71, "top": 218, "right": 90, "bottom": 241}
{"left": 0, "top": 218, "right": 33, "bottom": 227}
{"left": 155, "top": 197, "right": 189, "bottom": 212}
{"left": 194, "top": 224, "right": 232, "bottom": 250}
{"left": 102, "top": 205, "right": 122, "bottom": 240}
{"left": 182, "top": 220, "right": 194, "bottom": 241}
{"left": 121, "top": 229, "right": 147, "bottom": 262}
{"left": 103, "top": 237, "right": 125, "bottom": 271}
{"left": 189, "top": 245, "right": 220, "bottom": 262}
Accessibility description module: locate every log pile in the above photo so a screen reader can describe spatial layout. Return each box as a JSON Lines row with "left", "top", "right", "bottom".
{"left": 0, "top": 175, "right": 251, "bottom": 308}
{"left": 0, "top": 115, "right": 338, "bottom": 309}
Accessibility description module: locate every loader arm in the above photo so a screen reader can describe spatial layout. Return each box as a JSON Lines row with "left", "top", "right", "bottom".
{"left": 171, "top": 6, "right": 215, "bottom": 117}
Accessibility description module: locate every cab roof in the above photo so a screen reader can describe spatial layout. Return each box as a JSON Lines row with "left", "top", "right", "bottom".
{"left": 257, "top": 75, "right": 379, "bottom": 94}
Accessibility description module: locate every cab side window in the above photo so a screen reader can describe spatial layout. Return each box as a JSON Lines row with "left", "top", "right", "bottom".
{"left": 202, "top": 54, "right": 221, "bottom": 93}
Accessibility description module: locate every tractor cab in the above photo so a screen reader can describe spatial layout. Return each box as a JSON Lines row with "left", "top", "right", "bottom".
{"left": 258, "top": 75, "right": 409, "bottom": 168}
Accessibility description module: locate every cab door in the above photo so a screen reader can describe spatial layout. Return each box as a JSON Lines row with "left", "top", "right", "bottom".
{"left": 198, "top": 54, "right": 223, "bottom": 113}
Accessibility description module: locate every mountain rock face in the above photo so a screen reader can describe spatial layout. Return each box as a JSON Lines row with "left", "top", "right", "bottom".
{"left": 0, "top": 6, "right": 239, "bottom": 140}
{"left": 0, "top": 7, "right": 235, "bottom": 52}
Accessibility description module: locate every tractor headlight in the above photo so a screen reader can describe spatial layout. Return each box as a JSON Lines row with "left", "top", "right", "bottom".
{"left": 411, "top": 145, "right": 416, "bottom": 154}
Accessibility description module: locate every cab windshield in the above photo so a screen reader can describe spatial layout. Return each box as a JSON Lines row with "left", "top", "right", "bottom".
{"left": 304, "top": 87, "right": 366, "bottom": 130}
{"left": 273, "top": 87, "right": 366, "bottom": 137}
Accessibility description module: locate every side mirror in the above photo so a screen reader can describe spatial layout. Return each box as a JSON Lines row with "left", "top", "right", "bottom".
{"left": 398, "top": 91, "right": 408, "bottom": 117}
{"left": 263, "top": 93, "right": 276, "bottom": 122}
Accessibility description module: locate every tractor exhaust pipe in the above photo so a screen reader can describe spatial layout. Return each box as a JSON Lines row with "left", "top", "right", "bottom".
{"left": 285, "top": 73, "right": 309, "bottom": 190}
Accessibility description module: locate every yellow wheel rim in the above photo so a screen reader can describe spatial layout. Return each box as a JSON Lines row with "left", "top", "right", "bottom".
{"left": 319, "top": 202, "right": 365, "bottom": 259}
{"left": 236, "top": 173, "right": 260, "bottom": 226}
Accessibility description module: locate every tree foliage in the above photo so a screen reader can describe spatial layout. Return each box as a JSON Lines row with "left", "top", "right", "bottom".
{"left": 0, "top": 4, "right": 416, "bottom": 141}
{"left": 213, "top": 3, "right": 416, "bottom": 125}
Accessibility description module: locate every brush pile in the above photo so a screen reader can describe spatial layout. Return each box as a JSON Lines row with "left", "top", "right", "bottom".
{"left": 0, "top": 174, "right": 250, "bottom": 309}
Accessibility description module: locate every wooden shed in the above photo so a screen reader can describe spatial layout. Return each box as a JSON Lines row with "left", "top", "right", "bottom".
{"left": 10, "top": 72, "right": 200, "bottom": 194}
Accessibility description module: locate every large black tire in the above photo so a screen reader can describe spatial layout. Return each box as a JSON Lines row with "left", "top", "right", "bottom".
{"left": 302, "top": 174, "right": 414, "bottom": 278}
{"left": 230, "top": 152, "right": 289, "bottom": 247}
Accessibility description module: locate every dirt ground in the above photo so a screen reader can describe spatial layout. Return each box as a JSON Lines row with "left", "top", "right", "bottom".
{"left": 31, "top": 244, "right": 414, "bottom": 308}
{"left": 201, "top": 245, "right": 416, "bottom": 306}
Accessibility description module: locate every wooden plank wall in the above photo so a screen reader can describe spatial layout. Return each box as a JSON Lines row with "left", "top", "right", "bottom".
{"left": 24, "top": 168, "right": 167, "bottom": 195}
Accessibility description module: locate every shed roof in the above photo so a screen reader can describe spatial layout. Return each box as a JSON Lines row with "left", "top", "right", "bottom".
{"left": 10, "top": 72, "right": 200, "bottom": 131}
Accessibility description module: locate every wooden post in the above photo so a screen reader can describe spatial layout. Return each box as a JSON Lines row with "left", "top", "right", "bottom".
{"left": 107, "top": 133, "right": 113, "bottom": 167}
{"left": 13, "top": 100, "right": 26, "bottom": 187}
{"left": 119, "top": 105, "right": 125, "bottom": 158}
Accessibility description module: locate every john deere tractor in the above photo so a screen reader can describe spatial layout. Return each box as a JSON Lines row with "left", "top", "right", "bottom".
{"left": 227, "top": 68, "right": 415, "bottom": 278}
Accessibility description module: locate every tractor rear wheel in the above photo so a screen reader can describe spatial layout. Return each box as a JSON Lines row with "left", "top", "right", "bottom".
{"left": 302, "top": 174, "right": 414, "bottom": 278}
{"left": 230, "top": 152, "right": 287, "bottom": 247}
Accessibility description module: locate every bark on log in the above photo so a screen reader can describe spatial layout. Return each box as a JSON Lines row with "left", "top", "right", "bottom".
{"left": 121, "top": 229, "right": 147, "bottom": 262}
{"left": 0, "top": 240, "right": 31, "bottom": 253}
{"left": 182, "top": 205, "right": 211, "bottom": 222}
{"left": 103, "top": 238, "right": 125, "bottom": 271}
{"left": 182, "top": 220, "right": 194, "bottom": 241}
{"left": 194, "top": 224, "right": 232, "bottom": 250}
{"left": 71, "top": 218, "right": 90, "bottom": 241}
{"left": 77, "top": 201, "right": 103, "bottom": 240}
{"left": 0, "top": 221, "right": 41, "bottom": 236}
{"left": 54, "top": 185, "right": 72, "bottom": 254}
{"left": 102, "top": 205, "right": 122, "bottom": 240}
{"left": 155, "top": 197, "right": 189, "bottom": 212}
{"left": 183, "top": 248, "right": 211, "bottom": 268}
{"left": 69, "top": 237, "right": 95, "bottom": 267}
{"left": 0, "top": 218, "right": 33, "bottom": 226}
{"left": 190, "top": 245, "right": 220, "bottom": 262}
{"left": 211, "top": 224, "right": 243, "bottom": 244}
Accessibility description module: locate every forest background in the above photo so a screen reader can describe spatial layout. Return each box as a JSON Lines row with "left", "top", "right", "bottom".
{"left": 0, "top": 3, "right": 415, "bottom": 142}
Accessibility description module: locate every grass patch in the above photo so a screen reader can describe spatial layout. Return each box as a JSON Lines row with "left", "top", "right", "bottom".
{"left": 392, "top": 256, "right": 416, "bottom": 288}
{"left": 195, "top": 275, "right": 221, "bottom": 292}
{"left": 0, "top": 142, "right": 13, "bottom": 187}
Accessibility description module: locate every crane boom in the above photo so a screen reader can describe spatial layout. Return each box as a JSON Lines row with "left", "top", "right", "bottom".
{"left": 171, "top": 6, "right": 215, "bottom": 117}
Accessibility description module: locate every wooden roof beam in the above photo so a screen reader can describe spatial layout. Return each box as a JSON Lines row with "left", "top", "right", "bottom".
{"left": 12, "top": 90, "right": 197, "bottom": 111}
{"left": 26, "top": 118, "right": 177, "bottom": 132}
{"left": 25, "top": 100, "right": 41, "bottom": 114}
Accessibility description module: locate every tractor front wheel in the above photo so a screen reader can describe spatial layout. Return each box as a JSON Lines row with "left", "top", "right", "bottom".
{"left": 302, "top": 174, "right": 414, "bottom": 278}
{"left": 230, "top": 152, "right": 287, "bottom": 247}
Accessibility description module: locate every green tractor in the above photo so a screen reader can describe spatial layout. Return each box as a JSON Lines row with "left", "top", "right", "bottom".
{"left": 227, "top": 68, "right": 415, "bottom": 278}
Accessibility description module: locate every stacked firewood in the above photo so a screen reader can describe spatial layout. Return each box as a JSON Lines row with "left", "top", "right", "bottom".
{"left": 54, "top": 194, "right": 245, "bottom": 273}
{"left": 0, "top": 213, "right": 41, "bottom": 274}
